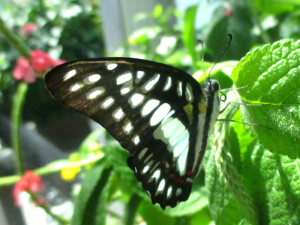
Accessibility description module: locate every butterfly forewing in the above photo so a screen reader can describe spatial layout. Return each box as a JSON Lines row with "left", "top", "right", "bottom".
{"left": 45, "top": 58, "right": 217, "bottom": 209}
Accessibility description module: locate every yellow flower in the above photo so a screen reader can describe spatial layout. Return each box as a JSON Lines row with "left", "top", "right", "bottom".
{"left": 61, "top": 166, "right": 81, "bottom": 181}
{"left": 87, "top": 142, "right": 101, "bottom": 152}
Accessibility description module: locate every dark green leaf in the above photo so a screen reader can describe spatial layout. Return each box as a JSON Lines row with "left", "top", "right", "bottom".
{"left": 72, "top": 162, "right": 113, "bottom": 225}
{"left": 101, "top": 145, "right": 147, "bottom": 199}
{"left": 182, "top": 5, "right": 198, "bottom": 71}
{"left": 242, "top": 142, "right": 300, "bottom": 225}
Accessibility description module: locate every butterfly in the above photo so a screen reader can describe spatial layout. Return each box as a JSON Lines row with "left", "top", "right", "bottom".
{"left": 45, "top": 57, "right": 220, "bottom": 209}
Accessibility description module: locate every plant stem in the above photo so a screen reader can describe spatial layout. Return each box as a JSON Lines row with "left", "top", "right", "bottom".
{"left": 0, "top": 152, "right": 104, "bottom": 186}
{"left": 0, "top": 17, "right": 31, "bottom": 60}
{"left": 28, "top": 192, "right": 70, "bottom": 224}
{"left": 11, "top": 83, "right": 28, "bottom": 175}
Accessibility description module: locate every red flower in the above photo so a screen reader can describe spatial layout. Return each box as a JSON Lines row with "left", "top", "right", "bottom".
{"left": 13, "top": 171, "right": 45, "bottom": 206}
{"left": 31, "top": 50, "right": 55, "bottom": 73}
{"left": 21, "top": 23, "right": 37, "bottom": 36}
{"left": 13, "top": 50, "right": 66, "bottom": 83}
{"left": 13, "top": 57, "right": 36, "bottom": 83}
{"left": 52, "top": 59, "right": 66, "bottom": 67}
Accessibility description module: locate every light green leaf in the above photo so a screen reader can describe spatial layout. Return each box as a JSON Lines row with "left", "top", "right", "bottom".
{"left": 231, "top": 39, "right": 300, "bottom": 158}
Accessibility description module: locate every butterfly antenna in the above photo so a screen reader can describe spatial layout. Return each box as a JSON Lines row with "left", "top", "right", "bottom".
{"left": 208, "top": 34, "right": 233, "bottom": 78}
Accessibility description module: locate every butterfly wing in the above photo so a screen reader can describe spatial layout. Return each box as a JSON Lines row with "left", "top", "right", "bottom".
{"left": 45, "top": 58, "right": 210, "bottom": 209}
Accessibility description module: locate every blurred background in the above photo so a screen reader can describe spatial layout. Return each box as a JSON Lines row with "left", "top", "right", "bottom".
{"left": 0, "top": 0, "right": 300, "bottom": 224}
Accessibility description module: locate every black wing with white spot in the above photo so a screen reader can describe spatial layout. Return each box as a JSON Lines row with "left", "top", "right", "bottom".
{"left": 45, "top": 57, "right": 220, "bottom": 209}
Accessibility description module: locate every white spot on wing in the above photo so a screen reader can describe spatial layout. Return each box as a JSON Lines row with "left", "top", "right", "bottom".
{"left": 177, "top": 81, "right": 182, "bottom": 96}
{"left": 141, "top": 99, "right": 160, "bottom": 116}
{"left": 167, "top": 186, "right": 173, "bottom": 199}
{"left": 149, "top": 162, "right": 160, "bottom": 175}
{"left": 101, "top": 97, "right": 114, "bottom": 109}
{"left": 70, "top": 83, "right": 82, "bottom": 92}
{"left": 150, "top": 103, "right": 171, "bottom": 126}
{"left": 138, "top": 148, "right": 148, "bottom": 160}
{"left": 185, "top": 83, "right": 193, "bottom": 102}
{"left": 113, "top": 107, "right": 124, "bottom": 121}
{"left": 120, "top": 87, "right": 131, "bottom": 95}
{"left": 136, "top": 71, "right": 145, "bottom": 83}
{"left": 144, "top": 74, "right": 160, "bottom": 91}
{"left": 129, "top": 93, "right": 145, "bottom": 108}
{"left": 161, "top": 110, "right": 175, "bottom": 124}
{"left": 151, "top": 169, "right": 161, "bottom": 181}
{"left": 177, "top": 148, "right": 188, "bottom": 175}
{"left": 124, "top": 121, "right": 133, "bottom": 134}
{"left": 142, "top": 160, "right": 153, "bottom": 174}
{"left": 107, "top": 63, "right": 117, "bottom": 70}
{"left": 142, "top": 166, "right": 150, "bottom": 174}
{"left": 156, "top": 179, "right": 166, "bottom": 195}
{"left": 163, "top": 76, "right": 172, "bottom": 91}
{"left": 87, "top": 88, "right": 104, "bottom": 99}
{"left": 176, "top": 188, "right": 182, "bottom": 196}
{"left": 133, "top": 136, "right": 140, "bottom": 145}
{"left": 137, "top": 71, "right": 145, "bottom": 78}
{"left": 84, "top": 74, "right": 101, "bottom": 84}
{"left": 64, "top": 69, "right": 76, "bottom": 80}
{"left": 144, "top": 153, "right": 152, "bottom": 164}
{"left": 116, "top": 72, "right": 132, "bottom": 85}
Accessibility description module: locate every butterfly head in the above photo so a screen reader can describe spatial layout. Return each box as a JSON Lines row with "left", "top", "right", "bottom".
{"left": 204, "top": 78, "right": 220, "bottom": 94}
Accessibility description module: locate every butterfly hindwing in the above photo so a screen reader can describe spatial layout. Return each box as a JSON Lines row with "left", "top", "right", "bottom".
{"left": 45, "top": 58, "right": 218, "bottom": 209}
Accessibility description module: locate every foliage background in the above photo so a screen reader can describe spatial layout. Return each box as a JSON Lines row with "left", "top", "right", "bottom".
{"left": 0, "top": 0, "right": 300, "bottom": 225}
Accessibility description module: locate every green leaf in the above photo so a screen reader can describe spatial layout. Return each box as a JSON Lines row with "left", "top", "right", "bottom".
{"left": 182, "top": 5, "right": 198, "bottom": 71}
{"left": 190, "top": 206, "right": 213, "bottom": 225}
{"left": 72, "top": 162, "right": 113, "bottom": 225}
{"left": 139, "top": 201, "right": 176, "bottom": 225}
{"left": 101, "top": 145, "right": 147, "bottom": 199}
{"left": 253, "top": 0, "right": 297, "bottom": 15}
{"left": 242, "top": 142, "right": 300, "bottom": 224}
{"left": 232, "top": 39, "right": 300, "bottom": 158}
{"left": 153, "top": 4, "right": 163, "bottom": 18}
{"left": 206, "top": 2, "right": 252, "bottom": 61}
{"left": 164, "top": 187, "right": 209, "bottom": 217}
{"left": 206, "top": 101, "right": 257, "bottom": 225}
{"left": 123, "top": 193, "right": 141, "bottom": 225}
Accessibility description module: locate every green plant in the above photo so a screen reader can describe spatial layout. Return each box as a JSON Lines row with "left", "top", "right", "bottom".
{"left": 0, "top": 1, "right": 300, "bottom": 225}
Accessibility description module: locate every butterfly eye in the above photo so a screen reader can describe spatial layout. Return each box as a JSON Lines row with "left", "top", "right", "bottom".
{"left": 45, "top": 58, "right": 221, "bottom": 209}
{"left": 212, "top": 80, "right": 220, "bottom": 91}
